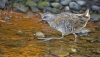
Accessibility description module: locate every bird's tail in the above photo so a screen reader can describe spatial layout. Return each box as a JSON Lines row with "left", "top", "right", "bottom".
{"left": 84, "top": 9, "right": 90, "bottom": 17}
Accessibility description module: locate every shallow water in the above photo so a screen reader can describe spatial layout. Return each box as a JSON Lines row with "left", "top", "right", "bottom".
{"left": 0, "top": 10, "right": 100, "bottom": 57}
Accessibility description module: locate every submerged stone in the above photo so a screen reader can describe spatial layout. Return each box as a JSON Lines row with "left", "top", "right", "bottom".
{"left": 6, "top": 40, "right": 22, "bottom": 47}
{"left": 35, "top": 32, "right": 45, "bottom": 38}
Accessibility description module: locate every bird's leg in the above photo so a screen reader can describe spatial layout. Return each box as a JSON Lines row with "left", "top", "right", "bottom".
{"left": 73, "top": 33, "right": 78, "bottom": 43}
{"left": 37, "top": 33, "right": 65, "bottom": 41}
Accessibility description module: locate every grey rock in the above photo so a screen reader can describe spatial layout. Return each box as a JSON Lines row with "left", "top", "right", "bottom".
{"left": 0, "top": 0, "right": 8, "bottom": 8}
{"left": 13, "top": 3, "right": 29, "bottom": 13}
{"left": 31, "top": 7, "right": 40, "bottom": 12}
{"left": 2, "top": 0, "right": 8, "bottom": 4}
{"left": 55, "top": 0, "right": 60, "bottom": 2}
{"left": 91, "top": 5, "right": 100, "bottom": 11}
{"left": 91, "top": 16, "right": 99, "bottom": 22}
{"left": 0, "top": 0, "right": 5, "bottom": 8}
{"left": 45, "top": 6, "right": 52, "bottom": 12}
{"left": 51, "top": 2, "right": 61, "bottom": 8}
{"left": 76, "top": 0, "right": 86, "bottom": 6}
{"left": 33, "top": 0, "right": 40, "bottom": 2}
{"left": 60, "top": 0, "right": 72, "bottom": 5}
{"left": 81, "top": 7, "right": 87, "bottom": 11}
{"left": 69, "top": 2, "right": 81, "bottom": 10}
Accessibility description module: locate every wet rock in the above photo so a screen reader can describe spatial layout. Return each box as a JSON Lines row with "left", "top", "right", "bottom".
{"left": 31, "top": 7, "right": 40, "bottom": 12}
{"left": 45, "top": 6, "right": 52, "bottom": 12}
{"left": 33, "top": 0, "right": 40, "bottom": 2}
{"left": 91, "top": 16, "right": 99, "bottom": 22}
{"left": 76, "top": 0, "right": 86, "bottom": 6}
{"left": 64, "top": 6, "right": 70, "bottom": 12}
{"left": 6, "top": 40, "right": 22, "bottom": 47}
{"left": 91, "top": 14, "right": 100, "bottom": 22}
{"left": 38, "top": 1, "right": 50, "bottom": 10}
{"left": 81, "top": 7, "right": 87, "bottom": 11}
{"left": 69, "top": 2, "right": 81, "bottom": 10}
{"left": 55, "top": 0, "right": 60, "bottom": 2}
{"left": 13, "top": 3, "right": 29, "bottom": 13}
{"left": 76, "top": 28, "right": 91, "bottom": 36}
{"left": 60, "top": 0, "right": 72, "bottom": 5}
{"left": 35, "top": 32, "right": 45, "bottom": 38}
{"left": 51, "top": 8, "right": 60, "bottom": 14}
{"left": 91, "top": 5, "right": 100, "bottom": 11}
{"left": 51, "top": 2, "right": 61, "bottom": 9}
{"left": 26, "top": 0, "right": 37, "bottom": 7}
{"left": 91, "top": 5, "right": 100, "bottom": 13}
{"left": 16, "top": 30, "right": 25, "bottom": 36}
{"left": 0, "top": 0, "right": 6, "bottom": 9}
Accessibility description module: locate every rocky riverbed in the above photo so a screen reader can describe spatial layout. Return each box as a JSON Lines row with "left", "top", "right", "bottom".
{"left": 0, "top": 0, "right": 100, "bottom": 57}
{"left": 0, "top": 10, "right": 100, "bottom": 57}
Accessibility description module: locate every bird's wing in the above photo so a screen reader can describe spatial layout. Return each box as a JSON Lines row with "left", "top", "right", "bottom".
{"left": 54, "top": 14, "right": 86, "bottom": 28}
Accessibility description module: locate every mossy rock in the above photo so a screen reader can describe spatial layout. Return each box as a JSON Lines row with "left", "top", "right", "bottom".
{"left": 51, "top": 8, "right": 60, "bottom": 14}
{"left": 51, "top": 2, "right": 61, "bottom": 8}
{"left": 6, "top": 40, "right": 22, "bottom": 47}
{"left": 26, "top": 0, "right": 37, "bottom": 7}
{"left": 31, "top": 7, "right": 40, "bottom": 12}
{"left": 38, "top": 1, "right": 50, "bottom": 9}
{"left": 13, "top": 3, "right": 29, "bottom": 13}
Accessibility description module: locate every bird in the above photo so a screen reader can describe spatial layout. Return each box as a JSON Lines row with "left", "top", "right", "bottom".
{"left": 35, "top": 9, "right": 90, "bottom": 42}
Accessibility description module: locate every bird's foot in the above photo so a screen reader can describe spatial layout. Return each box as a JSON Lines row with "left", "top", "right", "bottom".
{"left": 38, "top": 38, "right": 63, "bottom": 41}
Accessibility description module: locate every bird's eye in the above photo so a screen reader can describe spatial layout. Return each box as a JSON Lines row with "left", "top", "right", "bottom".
{"left": 43, "top": 16, "right": 47, "bottom": 18}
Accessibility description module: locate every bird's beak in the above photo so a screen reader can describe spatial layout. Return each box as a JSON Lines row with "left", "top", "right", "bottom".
{"left": 34, "top": 13, "right": 43, "bottom": 24}
{"left": 34, "top": 19, "right": 42, "bottom": 24}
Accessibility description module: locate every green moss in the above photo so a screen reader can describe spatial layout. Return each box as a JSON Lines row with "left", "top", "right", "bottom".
{"left": 51, "top": 8, "right": 60, "bottom": 14}
{"left": 38, "top": 1, "right": 50, "bottom": 9}
{"left": 26, "top": 0, "right": 37, "bottom": 7}
{"left": 51, "top": 3, "right": 61, "bottom": 8}
{"left": 91, "top": 14, "right": 100, "bottom": 18}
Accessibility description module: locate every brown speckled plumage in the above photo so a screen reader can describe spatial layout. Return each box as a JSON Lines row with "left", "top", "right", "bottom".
{"left": 37, "top": 9, "right": 90, "bottom": 42}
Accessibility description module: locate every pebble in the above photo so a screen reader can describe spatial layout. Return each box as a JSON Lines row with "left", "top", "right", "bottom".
{"left": 35, "top": 32, "right": 45, "bottom": 38}
{"left": 71, "top": 48, "right": 77, "bottom": 52}
{"left": 91, "top": 5, "right": 100, "bottom": 11}
{"left": 69, "top": 2, "right": 80, "bottom": 10}
{"left": 76, "top": 0, "right": 86, "bottom": 6}
{"left": 60, "top": 0, "right": 72, "bottom": 5}
{"left": 64, "top": 6, "right": 70, "bottom": 12}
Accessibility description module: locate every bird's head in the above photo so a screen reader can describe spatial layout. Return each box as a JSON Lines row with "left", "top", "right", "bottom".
{"left": 41, "top": 12, "right": 54, "bottom": 22}
{"left": 34, "top": 12, "right": 54, "bottom": 24}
